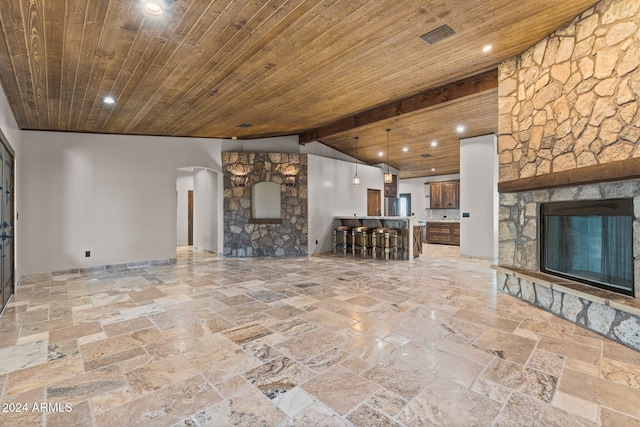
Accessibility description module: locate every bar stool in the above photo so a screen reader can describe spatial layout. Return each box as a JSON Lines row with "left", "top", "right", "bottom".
{"left": 372, "top": 228, "right": 398, "bottom": 259}
{"left": 351, "top": 226, "right": 373, "bottom": 257}
{"left": 333, "top": 225, "right": 353, "bottom": 255}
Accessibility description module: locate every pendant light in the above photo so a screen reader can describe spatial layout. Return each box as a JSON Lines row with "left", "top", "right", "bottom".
{"left": 384, "top": 128, "right": 393, "bottom": 184}
{"left": 353, "top": 136, "right": 361, "bottom": 185}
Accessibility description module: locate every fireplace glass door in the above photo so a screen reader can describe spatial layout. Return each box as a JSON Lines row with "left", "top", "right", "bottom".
{"left": 541, "top": 199, "right": 634, "bottom": 296}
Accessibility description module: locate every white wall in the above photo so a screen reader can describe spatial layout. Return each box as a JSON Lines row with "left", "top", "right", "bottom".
{"left": 460, "top": 134, "right": 498, "bottom": 259}
{"left": 308, "top": 154, "right": 384, "bottom": 254}
{"left": 20, "top": 131, "right": 223, "bottom": 274}
{"left": 0, "top": 85, "right": 22, "bottom": 281}
{"left": 193, "top": 169, "right": 218, "bottom": 252}
{"left": 223, "top": 135, "right": 300, "bottom": 153}
{"left": 176, "top": 171, "right": 194, "bottom": 245}
{"left": 301, "top": 141, "right": 357, "bottom": 163}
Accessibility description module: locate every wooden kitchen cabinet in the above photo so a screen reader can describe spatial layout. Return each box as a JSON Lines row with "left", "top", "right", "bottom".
{"left": 425, "top": 222, "right": 460, "bottom": 246}
{"left": 429, "top": 180, "right": 459, "bottom": 209}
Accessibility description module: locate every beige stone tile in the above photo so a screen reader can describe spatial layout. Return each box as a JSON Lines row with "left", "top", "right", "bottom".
{"left": 551, "top": 390, "right": 599, "bottom": 423}
{"left": 265, "top": 304, "right": 305, "bottom": 320}
{"left": 276, "top": 328, "right": 346, "bottom": 360}
{"left": 496, "top": 392, "right": 596, "bottom": 426}
{"left": 450, "top": 309, "right": 520, "bottom": 333}
{"left": 600, "top": 408, "right": 640, "bottom": 427}
{"left": 222, "top": 323, "right": 272, "bottom": 344}
{"left": 362, "top": 360, "right": 435, "bottom": 400}
{"left": 49, "top": 321, "right": 103, "bottom": 343}
{"left": 125, "top": 354, "right": 200, "bottom": 397}
{"left": 472, "top": 328, "right": 537, "bottom": 364}
{"left": 301, "top": 308, "right": 358, "bottom": 331}
{"left": 365, "top": 388, "right": 407, "bottom": 418}
{"left": 601, "top": 357, "right": 640, "bottom": 389}
{"left": 344, "top": 335, "right": 395, "bottom": 364}
{"left": 16, "top": 331, "right": 49, "bottom": 345}
{"left": 347, "top": 404, "right": 401, "bottom": 426}
{"left": 559, "top": 368, "right": 640, "bottom": 418}
{"left": 243, "top": 356, "right": 315, "bottom": 399}
{"left": 527, "top": 349, "right": 565, "bottom": 377}
{"left": 301, "top": 365, "right": 379, "bottom": 415}
{"left": 393, "top": 342, "right": 485, "bottom": 388}
{"left": 80, "top": 327, "right": 164, "bottom": 362}
{"left": 603, "top": 340, "right": 640, "bottom": 367}
{"left": 193, "top": 387, "right": 286, "bottom": 426}
{"left": 20, "top": 317, "right": 74, "bottom": 337}
{"left": 5, "top": 356, "right": 84, "bottom": 396}
{"left": 341, "top": 356, "right": 371, "bottom": 374}
{"left": 45, "top": 400, "right": 93, "bottom": 427}
{"left": 0, "top": 340, "right": 49, "bottom": 375}
{"left": 480, "top": 358, "right": 558, "bottom": 403}
{"left": 213, "top": 375, "right": 252, "bottom": 399}
{"left": 537, "top": 335, "right": 601, "bottom": 365}
{"left": 0, "top": 386, "right": 46, "bottom": 426}
{"left": 398, "top": 378, "right": 502, "bottom": 427}
{"left": 94, "top": 375, "right": 221, "bottom": 427}
{"left": 470, "top": 377, "right": 512, "bottom": 404}
{"left": 102, "top": 317, "right": 153, "bottom": 337}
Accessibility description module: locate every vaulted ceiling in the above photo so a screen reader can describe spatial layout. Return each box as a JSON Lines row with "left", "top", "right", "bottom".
{"left": 0, "top": 0, "right": 598, "bottom": 178}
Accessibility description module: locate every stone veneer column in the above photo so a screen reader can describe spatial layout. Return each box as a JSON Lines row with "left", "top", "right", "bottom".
{"left": 498, "top": 0, "right": 640, "bottom": 182}
{"left": 222, "top": 152, "right": 308, "bottom": 257}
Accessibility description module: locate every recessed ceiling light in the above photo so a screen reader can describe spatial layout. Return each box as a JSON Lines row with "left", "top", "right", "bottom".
{"left": 456, "top": 125, "right": 466, "bottom": 134}
{"left": 378, "top": 151, "right": 384, "bottom": 157}
{"left": 402, "top": 147, "right": 409, "bottom": 152}
{"left": 482, "top": 44, "right": 492, "bottom": 53}
{"left": 430, "top": 140, "right": 438, "bottom": 147}
{"left": 103, "top": 96, "right": 116, "bottom": 105}
{"left": 143, "top": 0, "right": 164, "bottom": 15}
{"left": 431, "top": 168, "right": 436, "bottom": 172}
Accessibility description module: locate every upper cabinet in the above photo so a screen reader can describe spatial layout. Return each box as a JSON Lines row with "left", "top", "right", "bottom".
{"left": 429, "top": 180, "right": 459, "bottom": 209}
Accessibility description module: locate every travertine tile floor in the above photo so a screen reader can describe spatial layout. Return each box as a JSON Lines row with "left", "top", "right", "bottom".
{"left": 1, "top": 245, "right": 640, "bottom": 426}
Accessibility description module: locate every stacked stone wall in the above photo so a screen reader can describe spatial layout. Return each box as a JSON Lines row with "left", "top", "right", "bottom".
{"left": 498, "top": 0, "right": 640, "bottom": 182}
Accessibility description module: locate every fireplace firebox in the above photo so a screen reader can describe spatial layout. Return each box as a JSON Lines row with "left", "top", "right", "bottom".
{"left": 540, "top": 198, "right": 635, "bottom": 296}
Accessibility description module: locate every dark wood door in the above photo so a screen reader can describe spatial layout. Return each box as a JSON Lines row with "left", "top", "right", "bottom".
{"left": 188, "top": 190, "right": 194, "bottom": 246}
{"left": 367, "top": 189, "right": 381, "bottom": 216}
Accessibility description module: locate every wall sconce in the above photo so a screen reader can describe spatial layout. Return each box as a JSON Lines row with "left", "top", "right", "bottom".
{"left": 231, "top": 175, "right": 248, "bottom": 187}
{"left": 281, "top": 164, "right": 299, "bottom": 188}
{"left": 228, "top": 163, "right": 252, "bottom": 188}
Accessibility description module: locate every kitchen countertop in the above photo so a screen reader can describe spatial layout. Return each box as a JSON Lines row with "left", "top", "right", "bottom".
{"left": 418, "top": 219, "right": 460, "bottom": 223}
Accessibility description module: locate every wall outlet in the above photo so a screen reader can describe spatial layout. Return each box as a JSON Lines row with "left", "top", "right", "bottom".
{"left": 85, "top": 251, "right": 91, "bottom": 257}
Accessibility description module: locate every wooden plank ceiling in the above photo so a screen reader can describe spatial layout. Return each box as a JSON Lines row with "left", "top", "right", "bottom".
{"left": 0, "top": 0, "right": 598, "bottom": 178}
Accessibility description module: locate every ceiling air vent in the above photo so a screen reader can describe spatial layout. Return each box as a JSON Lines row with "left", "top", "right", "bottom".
{"left": 420, "top": 25, "right": 456, "bottom": 44}
{"left": 420, "top": 153, "right": 432, "bottom": 158}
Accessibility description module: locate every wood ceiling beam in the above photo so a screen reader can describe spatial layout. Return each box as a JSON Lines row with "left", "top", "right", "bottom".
{"left": 298, "top": 68, "right": 498, "bottom": 144}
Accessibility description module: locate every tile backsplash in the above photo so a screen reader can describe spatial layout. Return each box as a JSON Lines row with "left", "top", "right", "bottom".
{"left": 422, "top": 209, "right": 460, "bottom": 221}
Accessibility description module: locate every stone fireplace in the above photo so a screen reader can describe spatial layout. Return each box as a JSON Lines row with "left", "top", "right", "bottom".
{"left": 495, "top": 0, "right": 640, "bottom": 351}
{"left": 496, "top": 179, "right": 640, "bottom": 351}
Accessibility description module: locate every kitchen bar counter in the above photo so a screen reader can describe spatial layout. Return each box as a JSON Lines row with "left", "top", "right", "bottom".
{"left": 334, "top": 216, "right": 417, "bottom": 259}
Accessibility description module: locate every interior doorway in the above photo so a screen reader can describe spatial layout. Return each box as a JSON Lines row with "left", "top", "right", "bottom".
{"left": 367, "top": 189, "right": 381, "bottom": 216}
